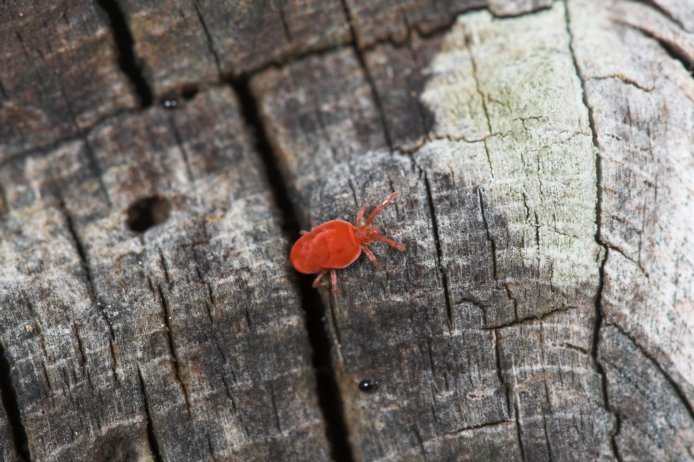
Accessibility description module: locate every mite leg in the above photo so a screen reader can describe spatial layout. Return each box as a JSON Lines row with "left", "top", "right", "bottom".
{"left": 355, "top": 207, "right": 366, "bottom": 227}
{"left": 364, "top": 192, "right": 399, "bottom": 227}
{"left": 312, "top": 272, "right": 326, "bottom": 288}
{"left": 373, "top": 234, "right": 406, "bottom": 251}
{"left": 330, "top": 269, "right": 339, "bottom": 296}
{"left": 362, "top": 245, "right": 380, "bottom": 270}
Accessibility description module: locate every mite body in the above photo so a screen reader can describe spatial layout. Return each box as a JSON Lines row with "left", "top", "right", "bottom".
{"left": 290, "top": 192, "right": 406, "bottom": 294}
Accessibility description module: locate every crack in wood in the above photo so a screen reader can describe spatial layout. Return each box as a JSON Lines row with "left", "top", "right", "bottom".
{"left": 156, "top": 284, "right": 191, "bottom": 415}
{"left": 0, "top": 338, "right": 31, "bottom": 461}
{"left": 137, "top": 366, "right": 164, "bottom": 462}
{"left": 483, "top": 306, "right": 573, "bottom": 330}
{"left": 158, "top": 248, "right": 172, "bottom": 289}
{"left": 445, "top": 419, "right": 513, "bottom": 436}
{"left": 630, "top": 0, "right": 687, "bottom": 31}
{"left": 338, "top": 0, "right": 394, "bottom": 152}
{"left": 422, "top": 171, "right": 454, "bottom": 333}
{"left": 541, "top": 410, "right": 554, "bottom": 461}
{"left": 564, "top": 3, "right": 622, "bottom": 460}
{"left": 193, "top": 3, "right": 223, "bottom": 77}
{"left": 476, "top": 187, "right": 499, "bottom": 283}
{"left": 493, "top": 329, "right": 512, "bottom": 417}
{"left": 0, "top": 77, "right": 8, "bottom": 99}
{"left": 59, "top": 200, "right": 121, "bottom": 384}
{"left": 588, "top": 74, "right": 655, "bottom": 92}
{"left": 94, "top": 0, "right": 153, "bottom": 107}
{"left": 167, "top": 118, "right": 195, "bottom": 183}
{"left": 617, "top": 21, "right": 694, "bottom": 74}
{"left": 411, "top": 425, "right": 427, "bottom": 456}
{"left": 610, "top": 322, "right": 694, "bottom": 423}
{"left": 277, "top": 1, "right": 293, "bottom": 43}
{"left": 269, "top": 384, "right": 282, "bottom": 433}
{"left": 231, "top": 78, "right": 354, "bottom": 462}
{"left": 514, "top": 400, "right": 526, "bottom": 462}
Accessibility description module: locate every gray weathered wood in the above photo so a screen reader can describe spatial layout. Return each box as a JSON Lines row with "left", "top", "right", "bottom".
{"left": 0, "top": 0, "right": 137, "bottom": 160}
{"left": 114, "top": 0, "right": 352, "bottom": 96}
{"left": 1, "top": 0, "right": 692, "bottom": 460}
{"left": 253, "top": 1, "right": 692, "bottom": 460}
{"left": 568, "top": 0, "right": 694, "bottom": 459}
{"left": 0, "top": 88, "right": 329, "bottom": 461}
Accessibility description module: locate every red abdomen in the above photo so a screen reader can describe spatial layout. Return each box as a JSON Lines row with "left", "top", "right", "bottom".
{"left": 290, "top": 220, "right": 361, "bottom": 274}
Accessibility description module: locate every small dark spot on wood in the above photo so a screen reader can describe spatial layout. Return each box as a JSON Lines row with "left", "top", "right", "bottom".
{"left": 0, "top": 184, "right": 8, "bottom": 218}
{"left": 161, "top": 98, "right": 178, "bottom": 110}
{"left": 126, "top": 196, "right": 171, "bottom": 233}
{"left": 358, "top": 379, "right": 379, "bottom": 393}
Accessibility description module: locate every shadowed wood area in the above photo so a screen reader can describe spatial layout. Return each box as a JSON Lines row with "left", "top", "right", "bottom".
{"left": 1, "top": 0, "right": 692, "bottom": 461}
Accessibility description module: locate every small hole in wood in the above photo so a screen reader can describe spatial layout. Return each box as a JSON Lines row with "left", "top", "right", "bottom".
{"left": 181, "top": 85, "right": 199, "bottom": 101}
{"left": 126, "top": 196, "right": 171, "bottom": 233}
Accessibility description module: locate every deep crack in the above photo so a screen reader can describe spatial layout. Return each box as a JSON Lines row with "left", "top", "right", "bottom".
{"left": 95, "top": 0, "right": 153, "bottom": 106}
{"left": 230, "top": 77, "right": 354, "bottom": 462}
{"left": 564, "top": 2, "right": 621, "bottom": 459}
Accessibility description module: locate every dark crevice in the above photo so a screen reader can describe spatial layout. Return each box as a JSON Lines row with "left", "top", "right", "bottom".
{"left": 612, "top": 322, "right": 694, "bottom": 422}
{"left": 477, "top": 187, "right": 499, "bottom": 281}
{"left": 514, "top": 401, "right": 526, "bottom": 462}
{"left": 156, "top": 284, "right": 191, "bottom": 414}
{"left": 445, "top": 419, "right": 512, "bottom": 436}
{"left": 193, "top": 3, "right": 222, "bottom": 76}
{"left": 82, "top": 139, "right": 112, "bottom": 208}
{"left": 277, "top": 2, "right": 293, "bottom": 42}
{"left": 338, "top": 0, "right": 394, "bottom": 152}
{"left": 422, "top": 172, "right": 453, "bottom": 333}
{"left": 619, "top": 22, "right": 693, "bottom": 74}
{"left": 0, "top": 184, "right": 8, "bottom": 218}
{"left": 493, "top": 330, "right": 512, "bottom": 417}
{"left": 0, "top": 340, "right": 31, "bottom": 461}
{"left": 229, "top": 77, "right": 354, "bottom": 462}
{"left": 542, "top": 412, "right": 554, "bottom": 461}
{"left": 564, "top": 3, "right": 622, "bottom": 460}
{"left": 137, "top": 367, "right": 164, "bottom": 462}
{"left": 0, "top": 78, "right": 8, "bottom": 99}
{"left": 7, "top": 0, "right": 556, "bottom": 167}
{"left": 630, "top": 0, "right": 687, "bottom": 33}
{"left": 483, "top": 306, "right": 572, "bottom": 330}
{"left": 59, "top": 200, "right": 99, "bottom": 305}
{"left": 95, "top": 0, "right": 154, "bottom": 107}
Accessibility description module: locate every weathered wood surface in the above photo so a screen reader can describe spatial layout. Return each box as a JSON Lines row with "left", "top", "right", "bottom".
{"left": 569, "top": 0, "right": 694, "bottom": 459}
{"left": 1, "top": 0, "right": 693, "bottom": 461}
{"left": 0, "top": 89, "right": 329, "bottom": 460}
{"left": 0, "top": 0, "right": 137, "bottom": 160}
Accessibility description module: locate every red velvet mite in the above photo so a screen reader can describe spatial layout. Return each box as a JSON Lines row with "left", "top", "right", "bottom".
{"left": 290, "top": 192, "right": 406, "bottom": 294}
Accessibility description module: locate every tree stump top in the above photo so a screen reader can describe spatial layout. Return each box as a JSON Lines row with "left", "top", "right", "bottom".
{"left": 1, "top": 0, "right": 692, "bottom": 461}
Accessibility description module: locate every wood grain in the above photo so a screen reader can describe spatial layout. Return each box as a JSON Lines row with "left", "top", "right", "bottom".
{"left": 568, "top": 0, "right": 694, "bottom": 459}
{"left": 1, "top": 0, "right": 692, "bottom": 460}
{"left": 253, "top": 3, "right": 624, "bottom": 460}
{"left": 0, "top": 0, "right": 136, "bottom": 161}
{"left": 0, "top": 88, "right": 329, "bottom": 461}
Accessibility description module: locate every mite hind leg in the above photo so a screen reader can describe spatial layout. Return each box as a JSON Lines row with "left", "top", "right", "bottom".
{"left": 330, "top": 269, "right": 340, "bottom": 296}
{"left": 362, "top": 245, "right": 380, "bottom": 270}
{"left": 312, "top": 271, "right": 326, "bottom": 288}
